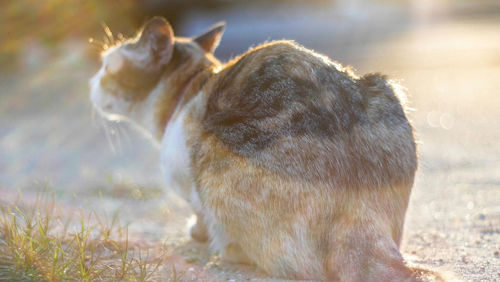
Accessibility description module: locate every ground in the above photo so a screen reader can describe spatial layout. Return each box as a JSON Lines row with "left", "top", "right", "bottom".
{"left": 0, "top": 2, "right": 499, "bottom": 281}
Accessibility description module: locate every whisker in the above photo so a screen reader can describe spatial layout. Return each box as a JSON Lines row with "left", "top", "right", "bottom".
{"left": 103, "top": 36, "right": 110, "bottom": 49}
{"left": 88, "top": 38, "right": 107, "bottom": 51}
{"left": 116, "top": 122, "right": 133, "bottom": 148}
{"left": 101, "top": 22, "right": 115, "bottom": 46}
{"left": 110, "top": 122, "right": 123, "bottom": 154}
{"left": 100, "top": 116, "right": 117, "bottom": 155}
{"left": 91, "top": 105, "right": 97, "bottom": 127}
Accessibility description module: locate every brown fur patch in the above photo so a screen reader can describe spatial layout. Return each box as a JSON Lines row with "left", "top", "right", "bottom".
{"left": 182, "top": 40, "right": 419, "bottom": 279}
{"left": 152, "top": 40, "right": 220, "bottom": 138}
{"left": 93, "top": 20, "right": 423, "bottom": 279}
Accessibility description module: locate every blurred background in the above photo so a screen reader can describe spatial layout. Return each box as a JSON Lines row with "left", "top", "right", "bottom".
{"left": 0, "top": 0, "right": 499, "bottom": 280}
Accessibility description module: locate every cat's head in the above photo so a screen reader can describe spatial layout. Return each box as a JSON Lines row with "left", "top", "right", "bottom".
{"left": 89, "top": 17, "right": 225, "bottom": 122}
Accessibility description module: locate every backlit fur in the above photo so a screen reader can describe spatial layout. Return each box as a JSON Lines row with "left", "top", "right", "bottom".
{"left": 90, "top": 17, "right": 436, "bottom": 281}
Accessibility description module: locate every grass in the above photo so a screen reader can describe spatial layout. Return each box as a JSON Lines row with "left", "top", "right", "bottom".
{"left": 92, "top": 175, "right": 164, "bottom": 201}
{"left": 0, "top": 191, "right": 179, "bottom": 281}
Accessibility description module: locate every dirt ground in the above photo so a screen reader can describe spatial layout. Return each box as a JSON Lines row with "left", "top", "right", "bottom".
{"left": 1, "top": 2, "right": 499, "bottom": 281}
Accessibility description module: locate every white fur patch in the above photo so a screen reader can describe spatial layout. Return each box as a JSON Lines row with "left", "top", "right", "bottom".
{"left": 89, "top": 49, "right": 157, "bottom": 144}
{"left": 89, "top": 67, "right": 107, "bottom": 106}
{"left": 107, "top": 53, "right": 124, "bottom": 74}
{"left": 160, "top": 105, "right": 193, "bottom": 201}
{"left": 89, "top": 56, "right": 129, "bottom": 117}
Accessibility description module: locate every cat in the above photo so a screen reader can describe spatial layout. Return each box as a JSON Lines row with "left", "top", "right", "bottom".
{"left": 90, "top": 17, "right": 440, "bottom": 281}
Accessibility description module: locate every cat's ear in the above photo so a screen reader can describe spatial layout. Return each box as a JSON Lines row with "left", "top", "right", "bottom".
{"left": 139, "top": 17, "right": 174, "bottom": 65}
{"left": 194, "top": 22, "right": 225, "bottom": 53}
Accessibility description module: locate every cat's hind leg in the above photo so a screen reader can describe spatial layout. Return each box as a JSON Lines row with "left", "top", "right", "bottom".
{"left": 202, "top": 208, "right": 252, "bottom": 265}
{"left": 223, "top": 242, "right": 252, "bottom": 265}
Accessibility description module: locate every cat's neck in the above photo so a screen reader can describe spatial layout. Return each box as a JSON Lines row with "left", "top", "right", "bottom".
{"left": 131, "top": 65, "right": 214, "bottom": 143}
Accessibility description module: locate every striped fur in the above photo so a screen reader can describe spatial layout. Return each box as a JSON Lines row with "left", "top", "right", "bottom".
{"left": 89, "top": 17, "right": 439, "bottom": 281}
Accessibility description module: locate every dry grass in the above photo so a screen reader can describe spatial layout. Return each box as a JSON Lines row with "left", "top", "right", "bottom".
{"left": 92, "top": 175, "right": 164, "bottom": 201}
{"left": 0, "top": 191, "right": 179, "bottom": 281}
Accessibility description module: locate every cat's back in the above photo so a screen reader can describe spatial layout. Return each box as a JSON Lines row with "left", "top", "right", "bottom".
{"left": 203, "top": 40, "right": 362, "bottom": 148}
{"left": 200, "top": 40, "right": 416, "bottom": 189}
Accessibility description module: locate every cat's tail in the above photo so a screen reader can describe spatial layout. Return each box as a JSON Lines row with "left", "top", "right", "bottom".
{"left": 325, "top": 236, "right": 455, "bottom": 281}
{"left": 407, "top": 260, "right": 460, "bottom": 282}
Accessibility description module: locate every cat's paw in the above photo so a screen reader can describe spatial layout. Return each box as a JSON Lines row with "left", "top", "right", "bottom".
{"left": 190, "top": 218, "right": 209, "bottom": 242}
{"left": 221, "top": 243, "right": 252, "bottom": 265}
